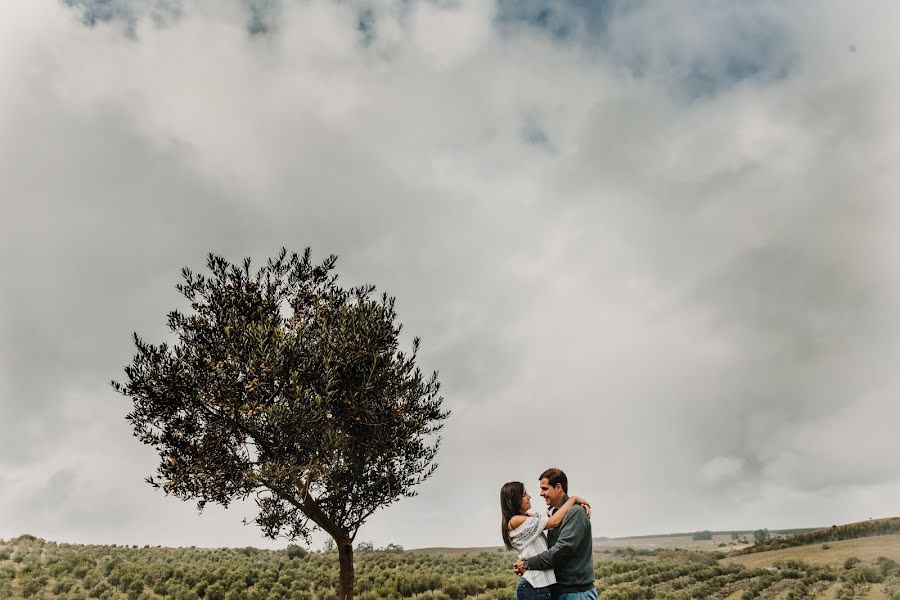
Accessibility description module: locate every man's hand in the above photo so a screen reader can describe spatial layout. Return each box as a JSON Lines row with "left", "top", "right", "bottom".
{"left": 513, "top": 559, "right": 527, "bottom": 576}
{"left": 573, "top": 496, "right": 592, "bottom": 519}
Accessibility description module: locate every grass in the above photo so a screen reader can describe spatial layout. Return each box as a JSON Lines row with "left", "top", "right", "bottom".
{"left": 406, "top": 546, "right": 507, "bottom": 556}
{"left": 865, "top": 584, "right": 890, "bottom": 599}
{"left": 409, "top": 545, "right": 647, "bottom": 564}
{"left": 594, "top": 533, "right": 750, "bottom": 552}
{"left": 4, "top": 520, "right": 897, "bottom": 599}
{"left": 722, "top": 534, "right": 900, "bottom": 570}
{"left": 817, "top": 582, "right": 841, "bottom": 599}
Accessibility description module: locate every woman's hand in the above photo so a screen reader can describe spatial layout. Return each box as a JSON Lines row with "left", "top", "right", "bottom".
{"left": 545, "top": 495, "right": 592, "bottom": 529}
{"left": 573, "top": 496, "right": 592, "bottom": 519}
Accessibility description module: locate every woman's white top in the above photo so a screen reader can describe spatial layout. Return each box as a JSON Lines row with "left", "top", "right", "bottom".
{"left": 509, "top": 512, "right": 555, "bottom": 588}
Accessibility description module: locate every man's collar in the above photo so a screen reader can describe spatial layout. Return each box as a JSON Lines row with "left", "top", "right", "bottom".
{"left": 549, "top": 494, "right": 569, "bottom": 514}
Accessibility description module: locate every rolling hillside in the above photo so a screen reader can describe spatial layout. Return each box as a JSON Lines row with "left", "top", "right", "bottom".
{"left": 2, "top": 518, "right": 898, "bottom": 599}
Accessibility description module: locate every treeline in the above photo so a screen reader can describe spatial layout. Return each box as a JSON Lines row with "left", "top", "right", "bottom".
{"left": 595, "top": 527, "right": 818, "bottom": 542}
{"left": 735, "top": 518, "right": 900, "bottom": 556}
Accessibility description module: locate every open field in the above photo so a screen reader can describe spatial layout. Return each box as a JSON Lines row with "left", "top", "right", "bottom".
{"left": 407, "top": 547, "right": 506, "bottom": 557}
{"left": 723, "top": 534, "right": 900, "bottom": 569}
{"left": 594, "top": 533, "right": 753, "bottom": 552}
{"left": 412, "top": 547, "right": 663, "bottom": 565}
{"left": 412, "top": 532, "right": 761, "bottom": 558}
{"left": 719, "top": 536, "right": 900, "bottom": 599}
{"left": 0, "top": 536, "right": 518, "bottom": 600}
{"left": 3, "top": 520, "right": 899, "bottom": 599}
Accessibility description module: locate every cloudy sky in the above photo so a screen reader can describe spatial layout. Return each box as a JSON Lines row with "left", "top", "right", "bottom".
{"left": 2, "top": 0, "right": 899, "bottom": 551}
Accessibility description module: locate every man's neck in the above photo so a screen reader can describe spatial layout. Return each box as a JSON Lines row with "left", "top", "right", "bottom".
{"left": 551, "top": 494, "right": 569, "bottom": 513}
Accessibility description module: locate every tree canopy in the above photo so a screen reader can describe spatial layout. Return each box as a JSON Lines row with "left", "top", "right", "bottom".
{"left": 112, "top": 249, "right": 449, "bottom": 599}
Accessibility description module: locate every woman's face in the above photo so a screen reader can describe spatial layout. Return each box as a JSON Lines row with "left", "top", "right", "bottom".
{"left": 519, "top": 489, "right": 532, "bottom": 514}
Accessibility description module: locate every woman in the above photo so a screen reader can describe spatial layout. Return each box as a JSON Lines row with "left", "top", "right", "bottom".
{"left": 500, "top": 481, "right": 591, "bottom": 600}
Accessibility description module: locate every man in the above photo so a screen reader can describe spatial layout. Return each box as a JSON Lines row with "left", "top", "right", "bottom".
{"left": 513, "top": 468, "right": 595, "bottom": 600}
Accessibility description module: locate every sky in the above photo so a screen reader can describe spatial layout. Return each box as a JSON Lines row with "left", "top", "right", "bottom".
{"left": 1, "top": 0, "right": 899, "bottom": 551}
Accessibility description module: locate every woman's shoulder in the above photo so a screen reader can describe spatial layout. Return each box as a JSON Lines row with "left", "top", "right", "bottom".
{"left": 509, "top": 512, "right": 546, "bottom": 533}
{"left": 508, "top": 515, "right": 528, "bottom": 531}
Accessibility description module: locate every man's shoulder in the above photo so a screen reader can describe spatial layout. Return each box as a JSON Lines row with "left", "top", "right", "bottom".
{"left": 562, "top": 504, "right": 588, "bottom": 522}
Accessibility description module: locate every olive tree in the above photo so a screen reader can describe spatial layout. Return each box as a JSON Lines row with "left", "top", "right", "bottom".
{"left": 113, "top": 249, "right": 448, "bottom": 600}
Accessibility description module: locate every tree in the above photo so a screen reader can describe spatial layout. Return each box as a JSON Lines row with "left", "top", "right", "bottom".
{"left": 113, "top": 250, "right": 449, "bottom": 600}
{"left": 753, "top": 529, "right": 770, "bottom": 543}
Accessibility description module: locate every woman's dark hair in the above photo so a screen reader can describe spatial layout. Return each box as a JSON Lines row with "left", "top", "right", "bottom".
{"left": 500, "top": 481, "right": 525, "bottom": 551}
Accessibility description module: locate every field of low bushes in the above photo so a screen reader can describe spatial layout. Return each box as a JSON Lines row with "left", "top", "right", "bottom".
{"left": 2, "top": 520, "right": 899, "bottom": 599}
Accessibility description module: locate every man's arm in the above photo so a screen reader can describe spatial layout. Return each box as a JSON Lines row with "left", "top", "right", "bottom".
{"left": 519, "top": 505, "right": 589, "bottom": 571}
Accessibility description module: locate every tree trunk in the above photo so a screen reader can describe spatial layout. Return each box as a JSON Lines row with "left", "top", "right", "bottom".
{"left": 337, "top": 538, "right": 354, "bottom": 600}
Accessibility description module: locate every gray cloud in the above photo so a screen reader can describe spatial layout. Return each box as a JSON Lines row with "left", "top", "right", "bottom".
{"left": 2, "top": 0, "right": 899, "bottom": 549}
{"left": 61, "top": 0, "right": 184, "bottom": 28}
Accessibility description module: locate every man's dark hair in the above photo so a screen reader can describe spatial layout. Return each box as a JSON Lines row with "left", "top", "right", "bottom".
{"left": 540, "top": 467, "right": 567, "bottom": 493}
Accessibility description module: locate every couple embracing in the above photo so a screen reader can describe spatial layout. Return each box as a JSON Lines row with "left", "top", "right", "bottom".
{"left": 500, "top": 468, "right": 596, "bottom": 600}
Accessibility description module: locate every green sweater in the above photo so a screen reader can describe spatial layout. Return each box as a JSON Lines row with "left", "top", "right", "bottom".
{"left": 525, "top": 496, "right": 595, "bottom": 592}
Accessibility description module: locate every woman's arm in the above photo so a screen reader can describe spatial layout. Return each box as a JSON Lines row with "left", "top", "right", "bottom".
{"left": 544, "top": 496, "right": 591, "bottom": 529}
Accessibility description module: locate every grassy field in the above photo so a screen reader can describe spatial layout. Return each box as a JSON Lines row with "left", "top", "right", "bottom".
{"left": 723, "top": 534, "right": 900, "bottom": 570}
{"left": 594, "top": 533, "right": 752, "bottom": 552}
{"left": 410, "top": 546, "right": 642, "bottom": 564}
{"left": 719, "top": 535, "right": 900, "bottom": 599}
{"left": 407, "top": 547, "right": 506, "bottom": 557}
{"left": 413, "top": 532, "right": 761, "bottom": 557}
{"left": 3, "top": 520, "right": 899, "bottom": 599}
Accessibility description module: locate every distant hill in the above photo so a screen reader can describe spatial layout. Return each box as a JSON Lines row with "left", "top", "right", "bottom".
{"left": 590, "top": 528, "right": 821, "bottom": 554}
{"left": 406, "top": 526, "right": 862, "bottom": 557}
{"left": 723, "top": 534, "right": 900, "bottom": 570}
{"left": 407, "top": 546, "right": 508, "bottom": 556}
{"left": 593, "top": 528, "right": 821, "bottom": 543}
{"left": 734, "top": 517, "right": 900, "bottom": 556}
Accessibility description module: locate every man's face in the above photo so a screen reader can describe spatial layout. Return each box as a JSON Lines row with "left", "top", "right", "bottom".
{"left": 539, "top": 478, "right": 565, "bottom": 507}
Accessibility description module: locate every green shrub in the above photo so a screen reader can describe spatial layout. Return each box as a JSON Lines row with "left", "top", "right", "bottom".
{"left": 838, "top": 583, "right": 855, "bottom": 599}
{"left": 0, "top": 564, "right": 15, "bottom": 581}
{"left": 878, "top": 556, "right": 899, "bottom": 576}
{"left": 206, "top": 581, "right": 226, "bottom": 600}
{"left": 20, "top": 575, "right": 47, "bottom": 598}
{"left": 843, "top": 566, "right": 883, "bottom": 584}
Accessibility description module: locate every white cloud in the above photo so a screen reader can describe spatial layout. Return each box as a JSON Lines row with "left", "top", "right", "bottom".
{"left": 410, "top": 0, "right": 495, "bottom": 69}
{"left": 701, "top": 456, "right": 745, "bottom": 485}
{"left": 2, "top": 0, "right": 900, "bottom": 548}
